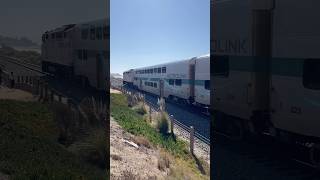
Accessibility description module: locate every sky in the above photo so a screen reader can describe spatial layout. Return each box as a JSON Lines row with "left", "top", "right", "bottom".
{"left": 111, "top": 0, "right": 210, "bottom": 74}
{"left": 0, "top": 0, "right": 108, "bottom": 44}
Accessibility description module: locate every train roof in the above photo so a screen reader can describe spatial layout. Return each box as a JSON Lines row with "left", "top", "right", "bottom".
{"left": 43, "top": 18, "right": 108, "bottom": 34}
{"left": 130, "top": 54, "right": 210, "bottom": 71}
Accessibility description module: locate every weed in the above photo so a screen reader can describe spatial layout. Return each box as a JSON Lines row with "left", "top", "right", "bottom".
{"left": 111, "top": 154, "right": 122, "bottom": 161}
{"left": 158, "top": 150, "right": 171, "bottom": 171}
{"left": 133, "top": 102, "right": 147, "bottom": 115}
{"left": 133, "top": 136, "right": 152, "bottom": 149}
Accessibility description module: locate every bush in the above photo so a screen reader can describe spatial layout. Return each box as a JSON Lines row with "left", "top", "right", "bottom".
{"left": 133, "top": 102, "right": 147, "bottom": 115}
{"left": 69, "top": 128, "right": 107, "bottom": 169}
{"left": 156, "top": 112, "right": 170, "bottom": 135}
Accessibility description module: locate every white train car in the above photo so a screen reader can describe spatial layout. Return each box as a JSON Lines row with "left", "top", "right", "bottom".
{"left": 41, "top": 18, "right": 109, "bottom": 90}
{"left": 123, "top": 69, "right": 134, "bottom": 86}
{"left": 128, "top": 55, "right": 210, "bottom": 106}
{"left": 212, "top": 0, "right": 320, "bottom": 167}
{"left": 270, "top": 0, "right": 320, "bottom": 150}
{"left": 195, "top": 54, "right": 210, "bottom": 106}
{"left": 133, "top": 59, "right": 194, "bottom": 103}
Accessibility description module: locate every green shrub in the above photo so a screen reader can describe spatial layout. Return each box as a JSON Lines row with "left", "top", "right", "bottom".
{"left": 156, "top": 112, "right": 170, "bottom": 135}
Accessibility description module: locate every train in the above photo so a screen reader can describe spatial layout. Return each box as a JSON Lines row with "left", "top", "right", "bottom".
{"left": 212, "top": 0, "right": 320, "bottom": 167}
{"left": 123, "top": 54, "right": 210, "bottom": 107}
{"left": 41, "top": 18, "right": 109, "bottom": 90}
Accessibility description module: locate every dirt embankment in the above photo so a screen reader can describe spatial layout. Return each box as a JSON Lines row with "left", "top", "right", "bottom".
{"left": 110, "top": 117, "right": 168, "bottom": 179}
{"left": 0, "top": 86, "right": 36, "bottom": 101}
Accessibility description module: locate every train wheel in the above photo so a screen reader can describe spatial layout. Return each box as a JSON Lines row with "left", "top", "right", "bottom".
{"left": 309, "top": 143, "right": 320, "bottom": 169}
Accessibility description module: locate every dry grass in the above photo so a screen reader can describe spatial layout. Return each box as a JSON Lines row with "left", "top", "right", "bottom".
{"left": 111, "top": 154, "right": 122, "bottom": 161}
{"left": 132, "top": 136, "right": 152, "bottom": 149}
{"left": 158, "top": 149, "right": 172, "bottom": 171}
{"left": 133, "top": 102, "right": 147, "bottom": 115}
{"left": 121, "top": 170, "right": 138, "bottom": 180}
{"left": 168, "top": 158, "right": 209, "bottom": 180}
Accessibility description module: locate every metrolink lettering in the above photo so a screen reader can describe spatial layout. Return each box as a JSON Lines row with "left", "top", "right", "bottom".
{"left": 212, "top": 39, "right": 248, "bottom": 54}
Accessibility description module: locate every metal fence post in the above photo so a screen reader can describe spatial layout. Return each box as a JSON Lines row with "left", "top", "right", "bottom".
{"left": 170, "top": 115, "right": 174, "bottom": 135}
{"left": 190, "top": 126, "right": 194, "bottom": 154}
{"left": 149, "top": 105, "right": 152, "bottom": 122}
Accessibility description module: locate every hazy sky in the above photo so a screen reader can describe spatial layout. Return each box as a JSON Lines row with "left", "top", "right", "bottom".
{"left": 111, "top": 0, "right": 210, "bottom": 74}
{"left": 0, "top": 0, "right": 108, "bottom": 44}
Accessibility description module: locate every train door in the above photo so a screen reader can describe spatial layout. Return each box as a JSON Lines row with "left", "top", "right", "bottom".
{"left": 189, "top": 62, "right": 196, "bottom": 103}
{"left": 159, "top": 80, "right": 164, "bottom": 98}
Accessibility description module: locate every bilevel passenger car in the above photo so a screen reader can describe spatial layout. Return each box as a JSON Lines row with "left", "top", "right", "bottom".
{"left": 212, "top": 0, "right": 320, "bottom": 167}
{"left": 124, "top": 55, "right": 210, "bottom": 107}
{"left": 41, "top": 19, "right": 109, "bottom": 90}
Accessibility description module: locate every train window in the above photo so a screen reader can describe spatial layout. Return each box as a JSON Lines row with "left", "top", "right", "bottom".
{"left": 213, "top": 55, "right": 229, "bottom": 77}
{"left": 46, "top": 34, "right": 49, "bottom": 39}
{"left": 103, "top": 26, "right": 108, "bottom": 39}
{"left": 145, "top": 81, "right": 147, "bottom": 86}
{"left": 303, "top": 59, "right": 320, "bottom": 90}
{"left": 96, "top": 27, "right": 102, "bottom": 40}
{"left": 90, "top": 26, "right": 95, "bottom": 40}
{"left": 162, "top": 67, "right": 166, "bottom": 73}
{"left": 169, "top": 79, "right": 174, "bottom": 85}
{"left": 151, "top": 69, "right": 153, "bottom": 74}
{"left": 81, "top": 28, "right": 88, "bottom": 40}
{"left": 175, "top": 79, "right": 182, "bottom": 86}
{"left": 204, "top": 80, "right": 210, "bottom": 90}
{"left": 154, "top": 83, "right": 157, "bottom": 88}
{"left": 154, "top": 68, "right": 157, "bottom": 73}
{"left": 51, "top": 33, "right": 55, "bottom": 39}
{"left": 158, "top": 68, "right": 161, "bottom": 73}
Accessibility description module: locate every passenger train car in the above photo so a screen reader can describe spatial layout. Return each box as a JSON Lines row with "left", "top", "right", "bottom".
{"left": 212, "top": 0, "right": 320, "bottom": 167}
{"left": 124, "top": 55, "right": 210, "bottom": 107}
{"left": 123, "top": 69, "right": 134, "bottom": 87}
{"left": 41, "top": 19, "right": 109, "bottom": 90}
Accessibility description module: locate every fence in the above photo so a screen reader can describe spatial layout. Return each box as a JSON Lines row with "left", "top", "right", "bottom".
{"left": 121, "top": 88, "right": 210, "bottom": 154}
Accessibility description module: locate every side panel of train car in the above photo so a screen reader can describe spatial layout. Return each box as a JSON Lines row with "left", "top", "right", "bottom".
{"left": 133, "top": 59, "right": 194, "bottom": 101}
{"left": 41, "top": 24, "right": 75, "bottom": 78}
{"left": 41, "top": 19, "right": 109, "bottom": 90}
{"left": 213, "top": 0, "right": 320, "bottom": 154}
{"left": 270, "top": 0, "right": 320, "bottom": 139}
{"left": 195, "top": 56, "right": 210, "bottom": 106}
{"left": 72, "top": 19, "right": 109, "bottom": 90}
{"left": 123, "top": 69, "right": 134, "bottom": 85}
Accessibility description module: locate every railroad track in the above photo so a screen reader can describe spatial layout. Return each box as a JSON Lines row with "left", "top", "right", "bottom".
{"left": 124, "top": 87, "right": 211, "bottom": 145}
{"left": 0, "top": 55, "right": 51, "bottom": 76}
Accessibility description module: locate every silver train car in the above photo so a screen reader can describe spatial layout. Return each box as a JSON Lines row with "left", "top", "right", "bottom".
{"left": 41, "top": 19, "right": 109, "bottom": 90}
{"left": 212, "top": 0, "right": 320, "bottom": 167}
{"left": 124, "top": 55, "right": 210, "bottom": 107}
{"left": 123, "top": 69, "right": 134, "bottom": 86}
